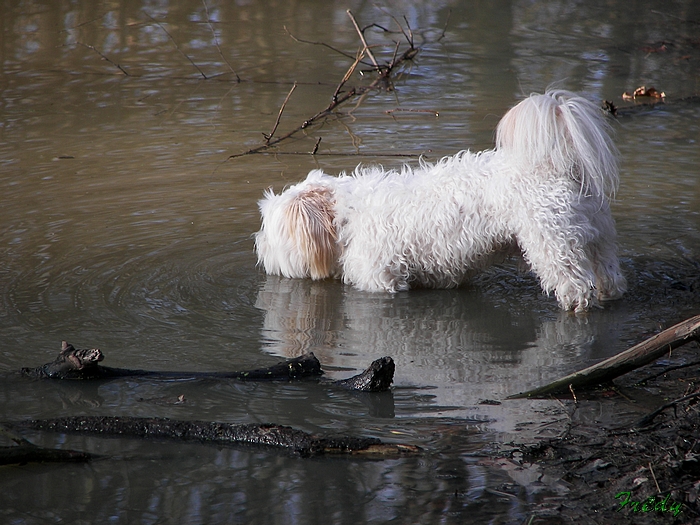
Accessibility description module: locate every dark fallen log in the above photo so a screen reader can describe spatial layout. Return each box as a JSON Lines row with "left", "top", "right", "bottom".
{"left": 21, "top": 341, "right": 321, "bottom": 381}
{"left": 21, "top": 342, "right": 394, "bottom": 392}
{"left": 508, "top": 314, "right": 700, "bottom": 399}
{"left": 12, "top": 416, "right": 421, "bottom": 458}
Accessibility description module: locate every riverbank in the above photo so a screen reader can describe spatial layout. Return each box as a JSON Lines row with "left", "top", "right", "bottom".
{"left": 501, "top": 344, "right": 700, "bottom": 524}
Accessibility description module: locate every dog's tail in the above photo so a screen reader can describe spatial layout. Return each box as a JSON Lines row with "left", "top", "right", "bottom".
{"left": 495, "top": 89, "right": 618, "bottom": 199}
{"left": 255, "top": 177, "right": 338, "bottom": 280}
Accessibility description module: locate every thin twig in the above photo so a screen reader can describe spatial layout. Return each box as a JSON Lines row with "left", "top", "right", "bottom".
{"left": 347, "top": 10, "right": 379, "bottom": 69}
{"left": 75, "top": 41, "right": 129, "bottom": 75}
{"left": 649, "top": 462, "right": 661, "bottom": 493}
{"left": 402, "top": 16, "right": 414, "bottom": 47}
{"left": 333, "top": 48, "right": 365, "bottom": 103}
{"left": 231, "top": 151, "right": 422, "bottom": 158}
{"left": 264, "top": 83, "right": 297, "bottom": 144}
{"left": 311, "top": 137, "right": 322, "bottom": 155}
{"left": 361, "top": 23, "right": 395, "bottom": 34}
{"left": 60, "top": 13, "right": 109, "bottom": 33}
{"left": 569, "top": 384, "right": 578, "bottom": 404}
{"left": 284, "top": 26, "right": 364, "bottom": 64}
{"left": 143, "top": 10, "right": 207, "bottom": 79}
{"left": 202, "top": 0, "right": 240, "bottom": 82}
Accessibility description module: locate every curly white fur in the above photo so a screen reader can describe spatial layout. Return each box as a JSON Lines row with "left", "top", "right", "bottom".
{"left": 255, "top": 90, "right": 626, "bottom": 311}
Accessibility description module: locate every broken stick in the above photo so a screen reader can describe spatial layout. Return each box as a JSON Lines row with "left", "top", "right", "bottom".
{"left": 508, "top": 314, "right": 700, "bottom": 398}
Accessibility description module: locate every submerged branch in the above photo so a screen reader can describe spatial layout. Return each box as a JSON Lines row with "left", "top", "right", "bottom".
{"left": 0, "top": 444, "right": 95, "bottom": 466}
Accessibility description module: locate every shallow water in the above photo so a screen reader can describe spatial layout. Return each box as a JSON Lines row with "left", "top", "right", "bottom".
{"left": 1, "top": 0, "right": 699, "bottom": 523}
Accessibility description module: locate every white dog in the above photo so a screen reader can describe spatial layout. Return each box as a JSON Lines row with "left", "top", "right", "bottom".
{"left": 255, "top": 90, "right": 626, "bottom": 311}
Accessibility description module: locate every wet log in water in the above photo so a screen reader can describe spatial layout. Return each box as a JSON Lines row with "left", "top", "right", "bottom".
{"left": 509, "top": 314, "right": 700, "bottom": 398}
{"left": 11, "top": 416, "right": 420, "bottom": 458}
{"left": 21, "top": 342, "right": 394, "bottom": 392}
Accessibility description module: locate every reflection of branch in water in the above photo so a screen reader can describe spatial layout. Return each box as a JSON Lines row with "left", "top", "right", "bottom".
{"left": 75, "top": 41, "right": 129, "bottom": 76}
{"left": 202, "top": 0, "right": 241, "bottom": 82}
{"left": 143, "top": 10, "right": 208, "bottom": 79}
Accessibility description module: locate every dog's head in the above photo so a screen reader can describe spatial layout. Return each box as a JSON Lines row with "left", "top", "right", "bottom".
{"left": 496, "top": 90, "right": 619, "bottom": 200}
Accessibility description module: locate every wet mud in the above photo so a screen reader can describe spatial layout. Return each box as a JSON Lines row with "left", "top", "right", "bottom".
{"left": 501, "top": 348, "right": 700, "bottom": 524}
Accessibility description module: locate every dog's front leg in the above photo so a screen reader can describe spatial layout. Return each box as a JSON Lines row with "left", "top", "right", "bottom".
{"left": 514, "top": 207, "right": 600, "bottom": 312}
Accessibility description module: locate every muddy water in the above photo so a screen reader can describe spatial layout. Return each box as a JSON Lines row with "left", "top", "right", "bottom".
{"left": 1, "top": 1, "right": 699, "bottom": 523}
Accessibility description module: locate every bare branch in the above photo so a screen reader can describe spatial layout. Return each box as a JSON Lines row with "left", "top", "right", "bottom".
{"left": 403, "top": 16, "right": 415, "bottom": 46}
{"left": 227, "top": 10, "right": 423, "bottom": 161}
{"left": 347, "top": 10, "right": 379, "bottom": 69}
{"left": 332, "top": 47, "right": 365, "bottom": 103}
{"left": 635, "top": 390, "right": 700, "bottom": 427}
{"left": 264, "top": 82, "right": 297, "bottom": 144}
{"left": 284, "top": 26, "right": 364, "bottom": 64}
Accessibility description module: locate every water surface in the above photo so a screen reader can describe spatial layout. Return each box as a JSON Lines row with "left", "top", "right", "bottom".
{"left": 1, "top": 1, "right": 699, "bottom": 523}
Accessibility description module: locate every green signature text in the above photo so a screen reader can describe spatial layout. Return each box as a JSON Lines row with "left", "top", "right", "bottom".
{"left": 615, "top": 491, "right": 682, "bottom": 516}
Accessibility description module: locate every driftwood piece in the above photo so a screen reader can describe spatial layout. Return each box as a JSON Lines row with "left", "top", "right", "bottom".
{"left": 20, "top": 342, "right": 395, "bottom": 392}
{"left": 508, "top": 314, "right": 700, "bottom": 399}
{"left": 12, "top": 416, "right": 420, "bottom": 458}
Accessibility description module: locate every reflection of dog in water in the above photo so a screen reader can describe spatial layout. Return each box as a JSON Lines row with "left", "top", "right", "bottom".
{"left": 255, "top": 90, "right": 626, "bottom": 312}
